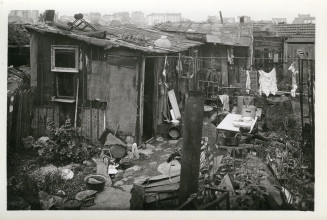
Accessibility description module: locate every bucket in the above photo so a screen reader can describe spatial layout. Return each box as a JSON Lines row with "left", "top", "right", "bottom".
{"left": 84, "top": 174, "right": 107, "bottom": 192}
{"left": 168, "top": 126, "right": 181, "bottom": 140}
{"left": 242, "top": 105, "right": 256, "bottom": 118}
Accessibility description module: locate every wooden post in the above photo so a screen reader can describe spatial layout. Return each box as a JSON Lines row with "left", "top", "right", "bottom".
{"left": 137, "top": 56, "right": 146, "bottom": 146}
{"left": 179, "top": 91, "right": 204, "bottom": 205}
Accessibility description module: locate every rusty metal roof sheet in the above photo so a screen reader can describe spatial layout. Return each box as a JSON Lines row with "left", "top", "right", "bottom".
{"left": 25, "top": 24, "right": 203, "bottom": 54}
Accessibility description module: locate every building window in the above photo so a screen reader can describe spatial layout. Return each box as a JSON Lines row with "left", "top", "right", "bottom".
{"left": 51, "top": 45, "right": 79, "bottom": 73}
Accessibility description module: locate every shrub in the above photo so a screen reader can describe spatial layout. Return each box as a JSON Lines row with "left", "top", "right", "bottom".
{"left": 33, "top": 119, "right": 92, "bottom": 165}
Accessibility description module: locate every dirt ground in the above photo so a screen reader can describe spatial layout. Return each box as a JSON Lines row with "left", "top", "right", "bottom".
{"left": 7, "top": 95, "right": 314, "bottom": 210}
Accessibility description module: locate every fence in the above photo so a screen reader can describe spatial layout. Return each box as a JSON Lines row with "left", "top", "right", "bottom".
{"left": 7, "top": 89, "right": 34, "bottom": 151}
{"left": 31, "top": 105, "right": 106, "bottom": 142}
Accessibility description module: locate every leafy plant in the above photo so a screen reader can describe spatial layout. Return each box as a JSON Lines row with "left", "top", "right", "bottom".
{"left": 33, "top": 119, "right": 92, "bottom": 164}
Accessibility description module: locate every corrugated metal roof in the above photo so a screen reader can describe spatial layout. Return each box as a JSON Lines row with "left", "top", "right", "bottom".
{"left": 25, "top": 24, "right": 203, "bottom": 54}
{"left": 154, "top": 22, "right": 253, "bottom": 46}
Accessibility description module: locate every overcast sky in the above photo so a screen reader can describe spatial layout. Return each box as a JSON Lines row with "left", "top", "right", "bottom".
{"left": 2, "top": 0, "right": 323, "bottom": 23}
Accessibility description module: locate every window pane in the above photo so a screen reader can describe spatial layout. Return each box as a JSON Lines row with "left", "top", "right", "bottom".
{"left": 55, "top": 49, "right": 76, "bottom": 68}
{"left": 57, "top": 72, "right": 74, "bottom": 97}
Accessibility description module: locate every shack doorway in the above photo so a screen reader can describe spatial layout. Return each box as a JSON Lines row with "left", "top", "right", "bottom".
{"left": 143, "top": 58, "right": 156, "bottom": 141}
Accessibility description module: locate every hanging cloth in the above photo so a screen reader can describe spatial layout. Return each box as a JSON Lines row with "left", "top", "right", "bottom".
{"left": 246, "top": 70, "right": 251, "bottom": 94}
{"left": 258, "top": 68, "right": 278, "bottom": 96}
{"left": 219, "top": 95, "right": 230, "bottom": 112}
{"left": 288, "top": 63, "right": 298, "bottom": 97}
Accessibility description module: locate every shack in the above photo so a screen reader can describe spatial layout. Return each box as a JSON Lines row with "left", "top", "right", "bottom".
{"left": 252, "top": 23, "right": 315, "bottom": 84}
{"left": 25, "top": 22, "right": 203, "bottom": 144}
{"left": 154, "top": 21, "right": 253, "bottom": 99}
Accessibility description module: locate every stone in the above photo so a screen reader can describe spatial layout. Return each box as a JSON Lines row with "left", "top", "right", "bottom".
{"left": 114, "top": 181, "right": 124, "bottom": 187}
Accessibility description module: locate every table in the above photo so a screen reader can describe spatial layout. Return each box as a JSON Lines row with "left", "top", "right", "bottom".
{"left": 216, "top": 113, "right": 258, "bottom": 172}
{"left": 216, "top": 113, "right": 258, "bottom": 133}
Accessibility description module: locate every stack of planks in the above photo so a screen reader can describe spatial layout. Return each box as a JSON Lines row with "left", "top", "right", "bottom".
{"left": 130, "top": 171, "right": 180, "bottom": 210}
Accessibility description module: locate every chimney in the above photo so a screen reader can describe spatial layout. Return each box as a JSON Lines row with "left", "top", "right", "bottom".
{"left": 44, "top": 10, "right": 55, "bottom": 22}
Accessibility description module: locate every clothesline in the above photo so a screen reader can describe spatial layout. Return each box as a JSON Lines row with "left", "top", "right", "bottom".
{"left": 105, "top": 53, "right": 304, "bottom": 61}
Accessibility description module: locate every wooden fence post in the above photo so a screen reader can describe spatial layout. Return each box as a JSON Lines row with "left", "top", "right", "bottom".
{"left": 179, "top": 91, "right": 204, "bottom": 205}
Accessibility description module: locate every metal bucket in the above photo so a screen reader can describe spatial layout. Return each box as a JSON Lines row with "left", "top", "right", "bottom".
{"left": 168, "top": 126, "right": 181, "bottom": 140}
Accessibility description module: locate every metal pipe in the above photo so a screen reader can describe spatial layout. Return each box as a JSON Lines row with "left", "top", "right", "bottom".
{"left": 179, "top": 91, "right": 204, "bottom": 205}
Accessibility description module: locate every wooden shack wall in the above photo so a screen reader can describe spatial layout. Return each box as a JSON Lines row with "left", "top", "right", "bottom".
{"left": 86, "top": 47, "right": 141, "bottom": 137}
{"left": 30, "top": 31, "right": 141, "bottom": 141}
{"left": 198, "top": 44, "right": 229, "bottom": 86}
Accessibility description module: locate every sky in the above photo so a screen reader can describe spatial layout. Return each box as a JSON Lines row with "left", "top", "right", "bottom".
{"left": 2, "top": 0, "right": 323, "bottom": 23}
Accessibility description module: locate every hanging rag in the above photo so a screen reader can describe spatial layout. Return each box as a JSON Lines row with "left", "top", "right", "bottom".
{"left": 288, "top": 63, "right": 298, "bottom": 96}
{"left": 258, "top": 68, "right": 278, "bottom": 96}
{"left": 291, "top": 85, "right": 298, "bottom": 97}
{"left": 219, "top": 95, "right": 229, "bottom": 112}
{"left": 246, "top": 70, "right": 251, "bottom": 94}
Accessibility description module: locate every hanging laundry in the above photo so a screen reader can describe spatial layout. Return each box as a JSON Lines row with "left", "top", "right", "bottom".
{"left": 246, "top": 70, "right": 251, "bottom": 94}
{"left": 227, "top": 48, "right": 234, "bottom": 65}
{"left": 288, "top": 63, "right": 298, "bottom": 97}
{"left": 219, "top": 95, "right": 229, "bottom": 111}
{"left": 291, "top": 85, "right": 298, "bottom": 97}
{"left": 258, "top": 68, "right": 278, "bottom": 96}
{"left": 288, "top": 62, "right": 298, "bottom": 86}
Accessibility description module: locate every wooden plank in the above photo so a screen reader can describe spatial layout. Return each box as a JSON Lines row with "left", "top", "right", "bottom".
{"left": 47, "top": 108, "right": 54, "bottom": 122}
{"left": 145, "top": 176, "right": 180, "bottom": 188}
{"left": 38, "top": 107, "right": 47, "bottom": 137}
{"left": 54, "top": 104, "right": 60, "bottom": 128}
{"left": 16, "top": 92, "right": 23, "bottom": 150}
{"left": 83, "top": 108, "right": 91, "bottom": 140}
{"left": 145, "top": 183, "right": 179, "bottom": 193}
{"left": 147, "top": 171, "right": 180, "bottom": 182}
{"left": 167, "top": 89, "right": 181, "bottom": 119}
{"left": 31, "top": 108, "right": 39, "bottom": 138}
{"left": 98, "top": 109, "right": 105, "bottom": 138}
{"left": 144, "top": 192, "right": 177, "bottom": 204}
{"left": 92, "top": 108, "right": 98, "bottom": 141}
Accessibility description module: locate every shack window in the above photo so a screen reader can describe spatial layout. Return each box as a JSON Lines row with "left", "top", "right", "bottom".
{"left": 56, "top": 72, "right": 75, "bottom": 98}
{"left": 51, "top": 45, "right": 79, "bottom": 72}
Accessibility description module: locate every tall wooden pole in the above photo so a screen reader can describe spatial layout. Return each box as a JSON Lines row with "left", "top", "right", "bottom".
{"left": 179, "top": 91, "right": 204, "bottom": 205}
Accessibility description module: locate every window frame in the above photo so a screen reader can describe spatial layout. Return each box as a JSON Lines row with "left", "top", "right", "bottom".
{"left": 51, "top": 45, "right": 79, "bottom": 73}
